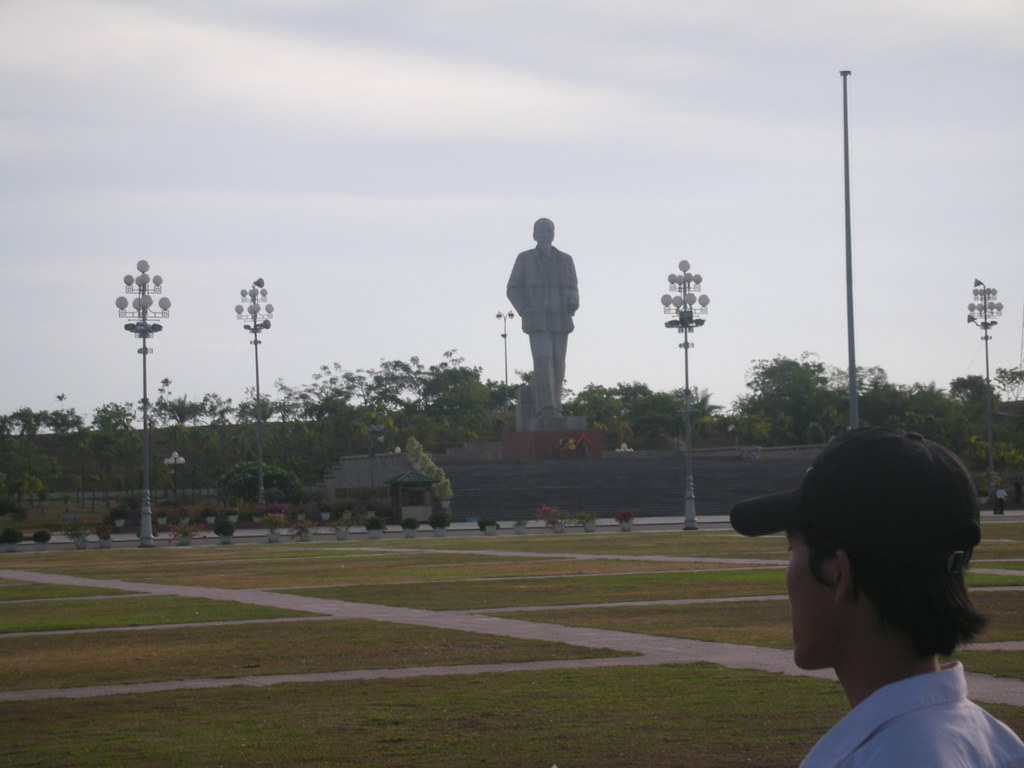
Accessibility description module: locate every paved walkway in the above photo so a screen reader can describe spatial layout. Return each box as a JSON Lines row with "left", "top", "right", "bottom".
{"left": 2, "top": 539, "right": 1023, "bottom": 707}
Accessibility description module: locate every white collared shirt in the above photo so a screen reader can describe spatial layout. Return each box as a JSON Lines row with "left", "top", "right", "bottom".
{"left": 801, "top": 663, "right": 1024, "bottom": 767}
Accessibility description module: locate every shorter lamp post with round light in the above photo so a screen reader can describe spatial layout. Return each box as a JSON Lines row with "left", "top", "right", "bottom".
{"left": 967, "top": 279, "right": 1002, "bottom": 500}
{"left": 164, "top": 451, "right": 185, "bottom": 499}
{"left": 660, "top": 260, "right": 710, "bottom": 531}
{"left": 235, "top": 279, "right": 274, "bottom": 507}
{"left": 496, "top": 310, "right": 515, "bottom": 412}
{"left": 115, "top": 260, "right": 171, "bottom": 548}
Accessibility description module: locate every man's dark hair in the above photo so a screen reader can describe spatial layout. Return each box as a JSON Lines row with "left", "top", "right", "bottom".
{"left": 802, "top": 528, "right": 987, "bottom": 657}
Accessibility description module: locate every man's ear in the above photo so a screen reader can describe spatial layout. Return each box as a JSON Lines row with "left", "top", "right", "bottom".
{"left": 832, "top": 549, "right": 856, "bottom": 604}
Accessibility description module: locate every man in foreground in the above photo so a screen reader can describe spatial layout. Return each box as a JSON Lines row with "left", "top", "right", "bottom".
{"left": 731, "top": 427, "right": 1024, "bottom": 767}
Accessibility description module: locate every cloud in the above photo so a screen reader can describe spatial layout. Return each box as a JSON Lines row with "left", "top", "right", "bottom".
{"left": 0, "top": 0, "right": 626, "bottom": 143}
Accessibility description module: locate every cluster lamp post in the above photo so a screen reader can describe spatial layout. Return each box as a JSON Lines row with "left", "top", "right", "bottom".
{"left": 164, "top": 451, "right": 185, "bottom": 498}
{"left": 967, "top": 279, "right": 1002, "bottom": 499}
{"left": 235, "top": 278, "right": 274, "bottom": 506}
{"left": 661, "top": 260, "right": 710, "bottom": 531}
{"left": 496, "top": 310, "right": 515, "bottom": 411}
{"left": 115, "top": 260, "right": 171, "bottom": 547}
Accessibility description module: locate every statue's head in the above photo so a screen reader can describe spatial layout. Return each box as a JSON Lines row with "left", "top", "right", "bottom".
{"left": 533, "top": 218, "right": 555, "bottom": 248}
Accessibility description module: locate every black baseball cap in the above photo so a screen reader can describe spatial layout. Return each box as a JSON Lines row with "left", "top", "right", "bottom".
{"left": 730, "top": 427, "right": 981, "bottom": 572}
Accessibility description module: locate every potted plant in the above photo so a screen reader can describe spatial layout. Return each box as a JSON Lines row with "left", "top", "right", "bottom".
{"left": 62, "top": 521, "right": 89, "bottom": 550}
{"left": 263, "top": 513, "right": 287, "bottom": 543}
{"left": 94, "top": 524, "right": 113, "bottom": 549}
{"left": 32, "top": 529, "right": 51, "bottom": 552}
{"left": 576, "top": 511, "right": 597, "bottom": 532}
{"left": 513, "top": 517, "right": 528, "bottom": 535}
{"left": 615, "top": 510, "right": 635, "bottom": 532}
{"left": 401, "top": 517, "right": 421, "bottom": 539}
{"left": 427, "top": 510, "right": 450, "bottom": 537}
{"left": 291, "top": 518, "right": 317, "bottom": 542}
{"left": 364, "top": 515, "right": 386, "bottom": 540}
{"left": 201, "top": 507, "right": 218, "bottom": 525}
{"left": 168, "top": 520, "right": 203, "bottom": 546}
{"left": 535, "top": 504, "right": 565, "bottom": 533}
{"left": 330, "top": 512, "right": 358, "bottom": 541}
{"left": 213, "top": 519, "right": 235, "bottom": 545}
{"left": 477, "top": 519, "right": 499, "bottom": 536}
{"left": 155, "top": 508, "right": 169, "bottom": 526}
{"left": 1, "top": 527, "right": 24, "bottom": 553}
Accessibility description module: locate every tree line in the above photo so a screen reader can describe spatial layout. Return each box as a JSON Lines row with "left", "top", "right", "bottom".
{"left": 2, "top": 349, "right": 1022, "bottom": 509}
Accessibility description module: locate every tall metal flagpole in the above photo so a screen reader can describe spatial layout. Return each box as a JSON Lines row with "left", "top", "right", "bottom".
{"left": 841, "top": 70, "right": 859, "bottom": 429}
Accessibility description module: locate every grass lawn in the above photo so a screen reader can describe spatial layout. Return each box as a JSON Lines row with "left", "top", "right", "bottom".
{"left": 0, "top": 665, "right": 851, "bottom": 767}
{"left": 0, "top": 525, "right": 1019, "bottom": 767}
{"left": 2, "top": 546, "right": 740, "bottom": 588}
{"left": 1, "top": 664, "right": 1021, "bottom": 768}
{"left": 281, "top": 567, "right": 789, "bottom": 610}
{"left": 490, "top": 590, "right": 1024, "bottom": 680}
{"left": 0, "top": 594, "right": 315, "bottom": 633}
{"left": 2, "top": 619, "right": 631, "bottom": 691}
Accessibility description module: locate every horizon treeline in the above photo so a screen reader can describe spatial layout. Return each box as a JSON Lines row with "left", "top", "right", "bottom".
{"left": 2, "top": 350, "right": 1022, "bottom": 504}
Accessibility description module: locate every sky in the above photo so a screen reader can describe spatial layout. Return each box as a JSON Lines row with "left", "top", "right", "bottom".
{"left": 2, "top": 0, "right": 1022, "bottom": 427}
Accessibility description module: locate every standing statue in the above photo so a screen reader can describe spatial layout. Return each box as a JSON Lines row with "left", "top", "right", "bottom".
{"left": 506, "top": 218, "right": 579, "bottom": 418}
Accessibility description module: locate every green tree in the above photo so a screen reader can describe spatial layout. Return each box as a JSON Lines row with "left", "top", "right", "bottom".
{"left": 217, "top": 461, "right": 304, "bottom": 504}
{"left": 90, "top": 402, "right": 138, "bottom": 496}
{"left": 995, "top": 367, "right": 1024, "bottom": 402}
{"left": 733, "top": 353, "right": 842, "bottom": 445}
{"left": 44, "top": 394, "right": 85, "bottom": 434}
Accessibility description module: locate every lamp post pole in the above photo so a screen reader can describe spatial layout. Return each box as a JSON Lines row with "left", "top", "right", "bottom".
{"left": 661, "top": 260, "right": 710, "bottom": 531}
{"left": 496, "top": 311, "right": 515, "bottom": 412}
{"left": 968, "top": 279, "right": 1002, "bottom": 500}
{"left": 164, "top": 451, "right": 185, "bottom": 498}
{"left": 115, "top": 260, "right": 171, "bottom": 547}
{"left": 235, "top": 278, "right": 274, "bottom": 507}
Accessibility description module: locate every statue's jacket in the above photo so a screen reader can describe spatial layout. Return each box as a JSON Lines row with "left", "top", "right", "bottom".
{"left": 506, "top": 246, "right": 579, "bottom": 334}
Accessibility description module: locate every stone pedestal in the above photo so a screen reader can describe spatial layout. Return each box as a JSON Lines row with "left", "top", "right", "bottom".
{"left": 528, "top": 414, "right": 588, "bottom": 432}
{"left": 501, "top": 428, "right": 603, "bottom": 461}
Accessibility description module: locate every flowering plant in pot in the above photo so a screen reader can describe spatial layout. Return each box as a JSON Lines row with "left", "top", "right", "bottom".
{"left": 169, "top": 520, "right": 203, "bottom": 545}
{"left": 615, "top": 510, "right": 635, "bottom": 531}
{"left": 535, "top": 504, "right": 565, "bottom": 532}
{"left": 291, "top": 518, "right": 317, "bottom": 541}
